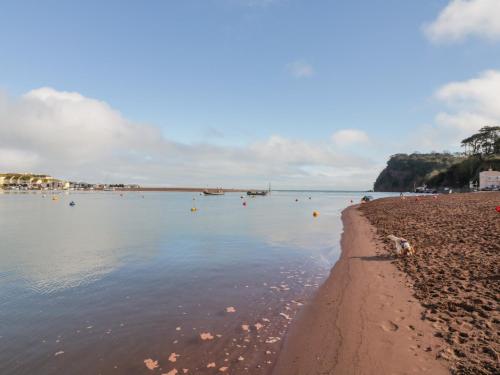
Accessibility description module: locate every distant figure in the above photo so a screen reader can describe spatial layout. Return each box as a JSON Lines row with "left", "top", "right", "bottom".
{"left": 69, "top": 201, "right": 76, "bottom": 207}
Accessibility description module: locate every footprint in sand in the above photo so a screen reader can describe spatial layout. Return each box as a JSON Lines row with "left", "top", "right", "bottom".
{"left": 381, "top": 321, "right": 399, "bottom": 332}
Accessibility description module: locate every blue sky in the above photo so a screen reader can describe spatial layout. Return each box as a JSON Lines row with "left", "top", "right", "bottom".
{"left": 1, "top": 0, "right": 499, "bottom": 188}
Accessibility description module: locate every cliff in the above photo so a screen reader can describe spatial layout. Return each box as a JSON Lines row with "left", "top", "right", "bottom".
{"left": 373, "top": 153, "right": 463, "bottom": 192}
{"left": 374, "top": 153, "right": 500, "bottom": 192}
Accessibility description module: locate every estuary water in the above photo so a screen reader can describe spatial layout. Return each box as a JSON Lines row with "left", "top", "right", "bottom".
{"left": 0, "top": 190, "right": 394, "bottom": 374}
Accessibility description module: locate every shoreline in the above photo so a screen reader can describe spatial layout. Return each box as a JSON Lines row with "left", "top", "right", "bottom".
{"left": 0, "top": 187, "right": 250, "bottom": 193}
{"left": 272, "top": 205, "right": 449, "bottom": 374}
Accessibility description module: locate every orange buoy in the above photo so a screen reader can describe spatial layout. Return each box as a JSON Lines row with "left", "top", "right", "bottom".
{"left": 496, "top": 206, "right": 500, "bottom": 213}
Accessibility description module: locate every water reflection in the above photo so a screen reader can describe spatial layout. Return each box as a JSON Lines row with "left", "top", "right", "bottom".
{"left": 0, "top": 191, "right": 395, "bottom": 375}
{"left": 0, "top": 191, "right": 394, "bottom": 294}
{"left": 0, "top": 193, "right": 164, "bottom": 293}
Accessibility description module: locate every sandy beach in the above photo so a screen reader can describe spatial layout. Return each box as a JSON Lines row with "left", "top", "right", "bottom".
{"left": 274, "top": 192, "right": 499, "bottom": 375}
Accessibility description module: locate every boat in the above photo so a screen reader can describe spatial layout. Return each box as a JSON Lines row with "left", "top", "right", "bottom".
{"left": 247, "top": 183, "right": 271, "bottom": 196}
{"left": 203, "top": 189, "right": 225, "bottom": 196}
{"left": 246, "top": 190, "right": 268, "bottom": 196}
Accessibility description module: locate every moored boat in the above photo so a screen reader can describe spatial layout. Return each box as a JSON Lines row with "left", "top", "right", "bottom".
{"left": 203, "top": 189, "right": 225, "bottom": 195}
{"left": 246, "top": 190, "right": 268, "bottom": 196}
{"left": 247, "top": 183, "right": 271, "bottom": 196}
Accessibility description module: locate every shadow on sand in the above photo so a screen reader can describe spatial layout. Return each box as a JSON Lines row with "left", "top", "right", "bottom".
{"left": 350, "top": 254, "right": 393, "bottom": 262}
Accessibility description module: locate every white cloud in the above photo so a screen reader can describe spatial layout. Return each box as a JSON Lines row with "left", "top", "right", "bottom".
{"left": 332, "top": 129, "right": 370, "bottom": 146}
{"left": 0, "top": 87, "right": 379, "bottom": 189}
{"left": 424, "top": 0, "right": 500, "bottom": 42}
{"left": 434, "top": 70, "right": 500, "bottom": 119}
{"left": 415, "top": 70, "right": 500, "bottom": 149}
{"left": 286, "top": 60, "right": 314, "bottom": 78}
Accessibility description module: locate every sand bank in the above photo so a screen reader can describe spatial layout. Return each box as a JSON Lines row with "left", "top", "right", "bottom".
{"left": 115, "top": 187, "right": 248, "bottom": 192}
{"left": 273, "top": 205, "right": 449, "bottom": 375}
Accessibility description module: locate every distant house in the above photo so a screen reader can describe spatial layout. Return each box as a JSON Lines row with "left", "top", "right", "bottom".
{"left": 479, "top": 168, "right": 500, "bottom": 190}
{"left": 0, "top": 173, "right": 66, "bottom": 190}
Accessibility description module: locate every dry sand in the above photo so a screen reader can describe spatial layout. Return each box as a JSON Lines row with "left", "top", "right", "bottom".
{"left": 273, "top": 204, "right": 449, "bottom": 375}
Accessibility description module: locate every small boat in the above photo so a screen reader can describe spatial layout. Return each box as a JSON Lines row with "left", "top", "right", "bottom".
{"left": 69, "top": 201, "right": 76, "bottom": 206}
{"left": 247, "top": 183, "right": 271, "bottom": 196}
{"left": 203, "top": 190, "right": 225, "bottom": 196}
{"left": 247, "top": 190, "right": 268, "bottom": 196}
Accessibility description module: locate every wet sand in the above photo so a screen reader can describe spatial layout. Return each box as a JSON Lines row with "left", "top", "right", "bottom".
{"left": 275, "top": 192, "right": 499, "bottom": 375}
{"left": 273, "top": 204, "right": 449, "bottom": 375}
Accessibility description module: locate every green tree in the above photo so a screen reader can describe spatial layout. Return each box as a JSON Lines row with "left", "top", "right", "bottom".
{"left": 461, "top": 126, "right": 500, "bottom": 157}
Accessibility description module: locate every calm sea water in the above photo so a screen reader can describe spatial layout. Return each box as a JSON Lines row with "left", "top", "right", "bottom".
{"left": 0, "top": 190, "right": 394, "bottom": 375}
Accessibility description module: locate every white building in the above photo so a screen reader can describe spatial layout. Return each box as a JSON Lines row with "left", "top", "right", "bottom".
{"left": 479, "top": 168, "right": 500, "bottom": 190}
{"left": 0, "top": 173, "right": 65, "bottom": 189}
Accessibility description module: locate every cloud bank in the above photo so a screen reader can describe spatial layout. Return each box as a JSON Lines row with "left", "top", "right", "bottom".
{"left": 0, "top": 87, "right": 377, "bottom": 189}
{"left": 416, "top": 70, "right": 500, "bottom": 150}
{"left": 424, "top": 0, "right": 500, "bottom": 42}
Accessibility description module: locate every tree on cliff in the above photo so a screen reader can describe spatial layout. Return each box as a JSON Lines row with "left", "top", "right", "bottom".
{"left": 461, "top": 126, "right": 500, "bottom": 157}
{"left": 374, "top": 126, "right": 500, "bottom": 192}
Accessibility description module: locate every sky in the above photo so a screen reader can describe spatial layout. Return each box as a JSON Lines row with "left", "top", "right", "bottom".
{"left": 0, "top": 0, "right": 499, "bottom": 189}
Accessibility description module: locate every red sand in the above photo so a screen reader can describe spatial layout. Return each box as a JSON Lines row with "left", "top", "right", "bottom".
{"left": 273, "top": 205, "right": 449, "bottom": 375}
{"left": 360, "top": 192, "right": 499, "bottom": 374}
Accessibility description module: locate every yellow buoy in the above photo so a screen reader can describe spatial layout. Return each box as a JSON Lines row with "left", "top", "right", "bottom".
{"left": 191, "top": 207, "right": 197, "bottom": 212}
{"left": 313, "top": 210, "right": 319, "bottom": 217}
{"left": 52, "top": 196, "right": 58, "bottom": 201}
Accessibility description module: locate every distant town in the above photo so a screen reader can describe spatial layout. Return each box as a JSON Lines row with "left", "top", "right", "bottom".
{"left": 0, "top": 173, "right": 252, "bottom": 193}
{"left": 0, "top": 173, "right": 139, "bottom": 191}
